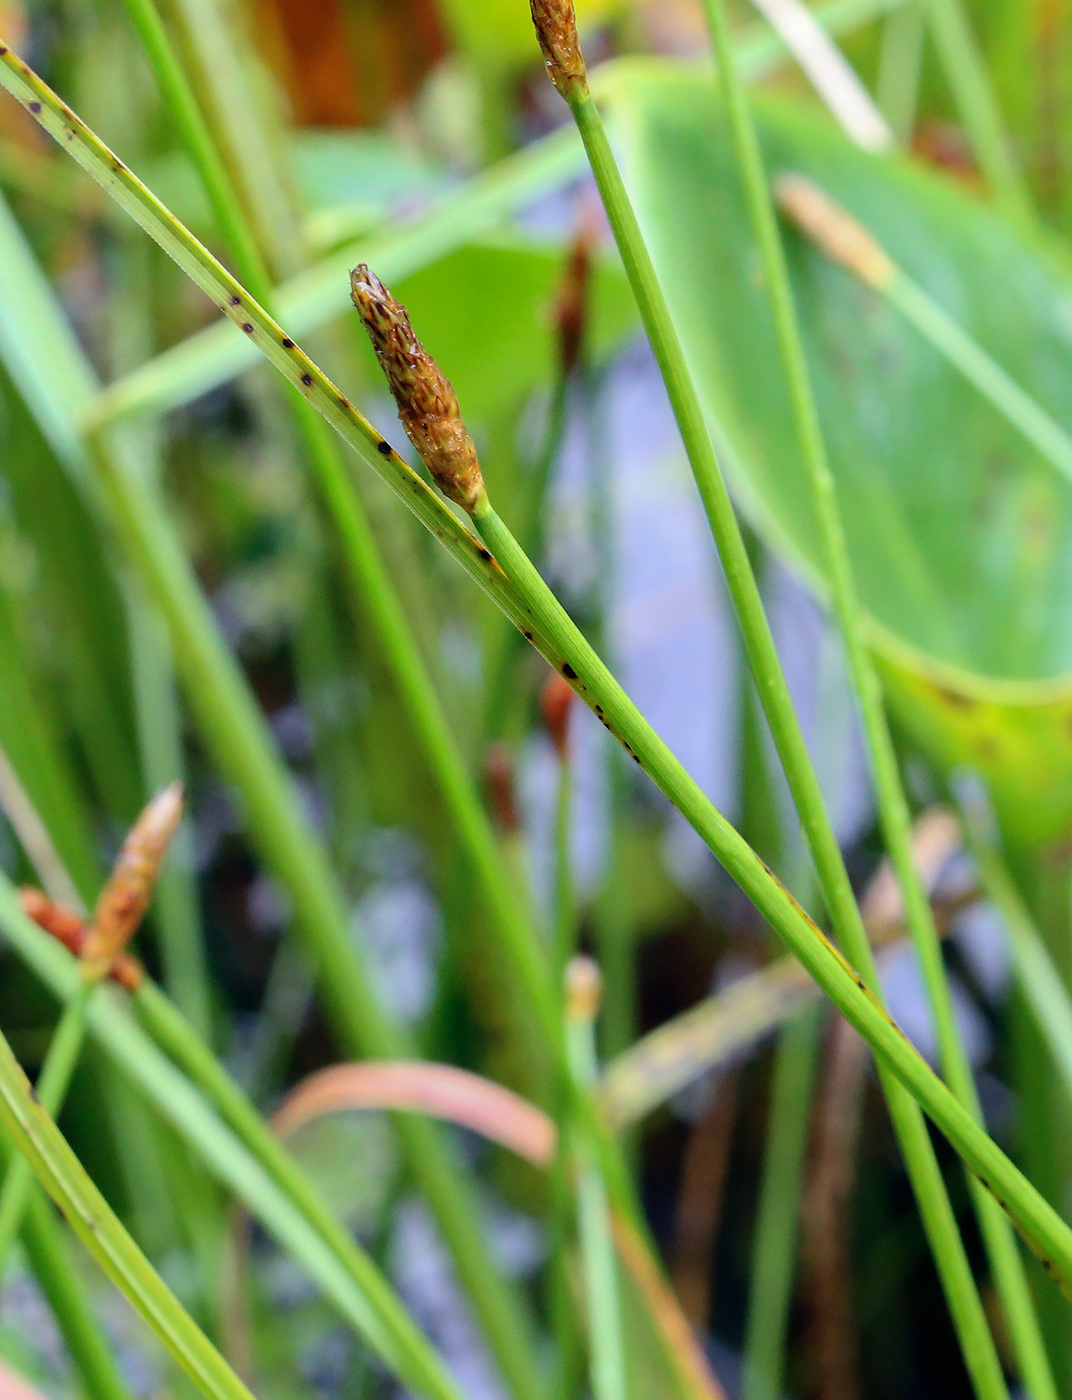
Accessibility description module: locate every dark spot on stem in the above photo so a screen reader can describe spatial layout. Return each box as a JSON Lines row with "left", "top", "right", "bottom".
{"left": 377, "top": 440, "right": 392, "bottom": 456}
{"left": 337, "top": 396, "right": 351, "bottom": 410}
{"left": 0, "top": 46, "right": 7, "bottom": 55}
{"left": 229, "top": 294, "right": 241, "bottom": 306}
{"left": 632, "top": 753, "right": 641, "bottom": 764}
{"left": 522, "top": 631, "right": 533, "bottom": 641}
{"left": 28, "top": 101, "right": 41, "bottom": 113}
{"left": 301, "top": 373, "right": 313, "bottom": 386}
{"left": 562, "top": 663, "right": 577, "bottom": 680}
{"left": 281, "top": 337, "right": 294, "bottom": 349}
{"left": 478, "top": 548, "right": 492, "bottom": 562}
{"left": 242, "top": 322, "right": 254, "bottom": 334}
{"left": 595, "top": 704, "right": 604, "bottom": 716}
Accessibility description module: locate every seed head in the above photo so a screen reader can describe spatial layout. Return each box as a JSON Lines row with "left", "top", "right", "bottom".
{"left": 350, "top": 265, "right": 485, "bottom": 513}
{"left": 20, "top": 888, "right": 144, "bottom": 990}
{"left": 554, "top": 214, "right": 598, "bottom": 376}
{"left": 84, "top": 782, "right": 184, "bottom": 966}
{"left": 540, "top": 672, "right": 575, "bottom": 760}
{"left": 775, "top": 173, "right": 894, "bottom": 289}
{"left": 565, "top": 955, "right": 602, "bottom": 1024}
{"left": 530, "top": 0, "right": 588, "bottom": 100}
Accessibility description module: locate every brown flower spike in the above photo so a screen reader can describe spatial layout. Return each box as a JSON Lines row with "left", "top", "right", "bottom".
{"left": 20, "top": 888, "right": 144, "bottom": 991}
{"left": 83, "top": 782, "right": 184, "bottom": 967}
{"left": 530, "top": 0, "right": 588, "bottom": 99}
{"left": 350, "top": 265, "right": 485, "bottom": 514}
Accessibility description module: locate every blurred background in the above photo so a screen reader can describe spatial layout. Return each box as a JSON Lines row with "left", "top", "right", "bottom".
{"left": 0, "top": 1, "right": 1069, "bottom": 1399}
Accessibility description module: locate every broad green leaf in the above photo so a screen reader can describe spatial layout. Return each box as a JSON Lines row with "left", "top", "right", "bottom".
{"left": 610, "top": 69, "right": 1072, "bottom": 848}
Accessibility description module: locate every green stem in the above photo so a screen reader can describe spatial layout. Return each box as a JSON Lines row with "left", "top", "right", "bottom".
{"left": 121, "top": 0, "right": 556, "bottom": 1085}
{"left": 553, "top": 752, "right": 577, "bottom": 978}
{"left": 0, "top": 986, "right": 92, "bottom": 1272}
{"left": 876, "top": 1, "right": 925, "bottom": 143}
{"left": 20, "top": 1187, "right": 135, "bottom": 1400}
{"left": 741, "top": 1006, "right": 823, "bottom": 1400}
{"left": 922, "top": 0, "right": 1032, "bottom": 225}
{"left": 561, "top": 60, "right": 1011, "bottom": 1399}
{"left": 7, "top": 36, "right": 1072, "bottom": 1324}
{"left": 130, "top": 979, "right": 463, "bottom": 1400}
{"left": 0, "top": 877, "right": 466, "bottom": 1400}
{"left": 472, "top": 498, "right": 1072, "bottom": 1306}
{"left": 697, "top": 4, "right": 1052, "bottom": 1395}
{"left": 883, "top": 270, "right": 1072, "bottom": 485}
{"left": 0, "top": 1021, "right": 257, "bottom": 1400}
{"left": 566, "top": 976, "right": 627, "bottom": 1400}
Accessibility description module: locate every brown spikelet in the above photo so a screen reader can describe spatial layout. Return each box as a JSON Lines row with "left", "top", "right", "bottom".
{"left": 540, "top": 671, "right": 575, "bottom": 761}
{"left": 530, "top": 0, "right": 588, "bottom": 99}
{"left": 83, "top": 782, "right": 184, "bottom": 966}
{"left": 20, "top": 888, "right": 144, "bottom": 991}
{"left": 554, "top": 212, "right": 598, "bottom": 376}
{"left": 565, "top": 955, "right": 602, "bottom": 1023}
{"left": 485, "top": 745, "right": 520, "bottom": 834}
{"left": 350, "top": 265, "right": 485, "bottom": 513}
{"left": 775, "top": 173, "right": 894, "bottom": 289}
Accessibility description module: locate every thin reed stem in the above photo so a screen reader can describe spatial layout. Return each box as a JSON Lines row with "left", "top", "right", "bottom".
{"left": 536, "top": 18, "right": 1012, "bottom": 1392}
{"left": 777, "top": 175, "right": 1072, "bottom": 487}
{"left": 566, "top": 962, "right": 627, "bottom": 1400}
{"left": 698, "top": 3, "right": 1053, "bottom": 1394}
{"left": 0, "top": 1020, "right": 258, "bottom": 1400}
{"left": 0, "top": 988, "right": 92, "bottom": 1271}
{"left": 19, "top": 1188, "right": 136, "bottom": 1400}
{"left": 6, "top": 40, "right": 1072, "bottom": 1305}
{"left": 742, "top": 1005, "right": 823, "bottom": 1400}
{"left": 922, "top": 0, "right": 1032, "bottom": 225}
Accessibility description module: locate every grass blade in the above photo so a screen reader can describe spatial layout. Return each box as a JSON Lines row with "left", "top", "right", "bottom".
{"left": 6, "top": 39, "right": 1072, "bottom": 1307}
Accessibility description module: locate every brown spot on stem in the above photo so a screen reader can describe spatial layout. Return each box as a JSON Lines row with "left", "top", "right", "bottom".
{"left": 478, "top": 547, "right": 492, "bottom": 562}
{"left": 377, "top": 439, "right": 393, "bottom": 455}
{"left": 301, "top": 373, "right": 313, "bottom": 386}
{"left": 281, "top": 337, "right": 294, "bottom": 349}
{"left": 28, "top": 100, "right": 40, "bottom": 113}
{"left": 562, "top": 662, "right": 577, "bottom": 680}
{"left": 242, "top": 322, "right": 254, "bottom": 334}
{"left": 229, "top": 294, "right": 241, "bottom": 306}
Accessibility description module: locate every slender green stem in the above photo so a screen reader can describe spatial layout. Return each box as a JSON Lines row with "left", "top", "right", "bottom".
{"left": 566, "top": 972, "right": 627, "bottom": 1400}
{"left": 955, "top": 790, "right": 1072, "bottom": 1105}
{"left": 741, "top": 1006, "right": 823, "bottom": 1400}
{"left": 114, "top": 0, "right": 270, "bottom": 295}
{"left": 553, "top": 752, "right": 577, "bottom": 978}
{"left": 101, "top": 0, "right": 559, "bottom": 1081}
{"left": 0, "top": 44, "right": 545, "bottom": 1395}
{"left": 560, "top": 56, "right": 1011, "bottom": 1399}
{"left": 697, "top": 4, "right": 1053, "bottom": 1395}
{"left": 81, "top": 0, "right": 905, "bottom": 433}
{"left": 922, "top": 0, "right": 1032, "bottom": 225}
{"left": 469, "top": 501, "right": 1072, "bottom": 1290}
{"left": 20, "top": 1188, "right": 135, "bottom": 1400}
{"left": 7, "top": 37, "right": 1072, "bottom": 1316}
{"left": 130, "top": 979, "right": 464, "bottom": 1400}
{"left": 0, "top": 986, "right": 92, "bottom": 1272}
{"left": 876, "top": 1, "right": 925, "bottom": 143}
{"left": 0, "top": 1020, "right": 257, "bottom": 1400}
{"left": 886, "top": 269, "right": 1072, "bottom": 486}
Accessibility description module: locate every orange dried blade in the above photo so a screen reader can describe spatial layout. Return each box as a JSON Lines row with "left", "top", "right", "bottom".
{"left": 272, "top": 1060, "right": 557, "bottom": 1168}
{"left": 20, "top": 886, "right": 145, "bottom": 990}
{"left": 86, "top": 781, "right": 183, "bottom": 962}
{"left": 19, "top": 886, "right": 89, "bottom": 956}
